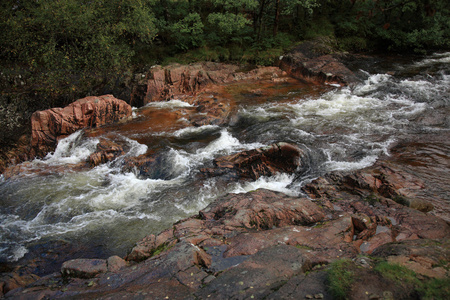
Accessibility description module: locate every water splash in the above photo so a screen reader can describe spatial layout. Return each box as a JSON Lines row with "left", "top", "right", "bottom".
{"left": 231, "top": 173, "right": 299, "bottom": 197}
{"left": 39, "top": 130, "right": 99, "bottom": 165}
{"left": 145, "top": 99, "right": 193, "bottom": 108}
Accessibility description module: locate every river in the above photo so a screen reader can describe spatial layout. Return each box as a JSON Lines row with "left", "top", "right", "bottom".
{"left": 0, "top": 52, "right": 449, "bottom": 275}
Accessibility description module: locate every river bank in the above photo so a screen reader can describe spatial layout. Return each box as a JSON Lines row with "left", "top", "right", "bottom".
{"left": 1, "top": 47, "right": 449, "bottom": 298}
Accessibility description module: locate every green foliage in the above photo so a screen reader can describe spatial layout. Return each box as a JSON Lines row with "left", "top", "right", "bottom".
{"left": 151, "top": 242, "right": 173, "bottom": 257}
{"left": 374, "top": 261, "right": 450, "bottom": 299}
{"left": 350, "top": 0, "right": 450, "bottom": 52}
{"left": 417, "top": 277, "right": 450, "bottom": 300}
{"left": 0, "top": 0, "right": 157, "bottom": 103}
{"left": 327, "top": 259, "right": 355, "bottom": 300}
{"left": 207, "top": 13, "right": 251, "bottom": 36}
{"left": 374, "top": 261, "right": 420, "bottom": 287}
{"left": 170, "top": 13, "right": 205, "bottom": 50}
{"left": 327, "top": 259, "right": 450, "bottom": 300}
{"left": 1, "top": 0, "right": 449, "bottom": 146}
{"left": 281, "top": 0, "right": 321, "bottom": 16}
{"left": 211, "top": 0, "right": 258, "bottom": 11}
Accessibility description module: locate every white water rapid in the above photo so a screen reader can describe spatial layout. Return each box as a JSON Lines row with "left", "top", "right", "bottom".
{"left": 0, "top": 52, "right": 449, "bottom": 264}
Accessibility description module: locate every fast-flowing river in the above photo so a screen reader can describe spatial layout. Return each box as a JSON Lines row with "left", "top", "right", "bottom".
{"left": 0, "top": 53, "right": 449, "bottom": 273}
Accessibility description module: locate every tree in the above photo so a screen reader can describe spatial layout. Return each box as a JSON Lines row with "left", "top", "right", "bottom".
{"left": 0, "top": 0, "right": 158, "bottom": 102}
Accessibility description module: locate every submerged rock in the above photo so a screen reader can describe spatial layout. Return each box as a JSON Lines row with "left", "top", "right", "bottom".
{"left": 201, "top": 142, "right": 305, "bottom": 180}
{"left": 88, "top": 138, "right": 125, "bottom": 167}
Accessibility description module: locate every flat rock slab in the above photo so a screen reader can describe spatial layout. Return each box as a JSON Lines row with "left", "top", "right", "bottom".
{"left": 61, "top": 259, "right": 107, "bottom": 279}
{"left": 194, "top": 244, "right": 306, "bottom": 300}
{"left": 200, "top": 189, "right": 325, "bottom": 229}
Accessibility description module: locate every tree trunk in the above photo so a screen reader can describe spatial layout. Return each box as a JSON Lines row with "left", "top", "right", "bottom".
{"left": 257, "top": 0, "right": 267, "bottom": 41}
{"left": 273, "top": 0, "right": 280, "bottom": 36}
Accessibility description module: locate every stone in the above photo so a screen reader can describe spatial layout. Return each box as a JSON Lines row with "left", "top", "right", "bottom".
{"left": 88, "top": 138, "right": 125, "bottom": 167}
{"left": 130, "top": 62, "right": 239, "bottom": 107}
{"left": 278, "top": 38, "right": 358, "bottom": 86}
{"left": 61, "top": 258, "right": 107, "bottom": 279}
{"left": 106, "top": 256, "right": 127, "bottom": 273}
{"left": 0, "top": 273, "right": 40, "bottom": 296}
{"left": 31, "top": 95, "right": 132, "bottom": 157}
{"left": 372, "top": 239, "right": 450, "bottom": 279}
{"left": 194, "top": 245, "right": 306, "bottom": 300}
{"left": 201, "top": 142, "right": 305, "bottom": 180}
{"left": 200, "top": 189, "right": 325, "bottom": 230}
{"left": 126, "top": 228, "right": 175, "bottom": 262}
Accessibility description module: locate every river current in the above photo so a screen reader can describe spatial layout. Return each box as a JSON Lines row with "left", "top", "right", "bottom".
{"left": 1, "top": 53, "right": 449, "bottom": 268}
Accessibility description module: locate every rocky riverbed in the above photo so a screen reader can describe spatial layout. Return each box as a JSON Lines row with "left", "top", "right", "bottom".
{"left": 1, "top": 42, "right": 449, "bottom": 299}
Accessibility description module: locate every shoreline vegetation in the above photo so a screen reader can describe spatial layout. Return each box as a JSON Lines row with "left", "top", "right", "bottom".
{"left": 1, "top": 0, "right": 449, "bottom": 150}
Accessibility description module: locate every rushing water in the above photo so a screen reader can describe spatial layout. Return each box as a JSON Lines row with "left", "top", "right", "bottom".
{"left": 0, "top": 52, "right": 449, "bottom": 267}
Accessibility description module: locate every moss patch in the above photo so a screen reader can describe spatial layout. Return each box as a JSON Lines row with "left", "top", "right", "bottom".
{"left": 327, "top": 259, "right": 355, "bottom": 300}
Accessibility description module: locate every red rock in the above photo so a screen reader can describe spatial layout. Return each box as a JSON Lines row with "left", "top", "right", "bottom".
{"left": 372, "top": 239, "right": 450, "bottom": 279}
{"left": 130, "top": 63, "right": 239, "bottom": 107}
{"left": 126, "top": 228, "right": 175, "bottom": 262}
{"left": 130, "top": 63, "right": 289, "bottom": 107}
{"left": 31, "top": 95, "right": 132, "bottom": 157}
{"left": 106, "top": 256, "right": 127, "bottom": 273}
{"left": 88, "top": 138, "right": 125, "bottom": 167}
{"left": 188, "top": 93, "right": 233, "bottom": 126}
{"left": 0, "top": 273, "right": 40, "bottom": 295}
{"left": 200, "top": 189, "right": 325, "bottom": 230}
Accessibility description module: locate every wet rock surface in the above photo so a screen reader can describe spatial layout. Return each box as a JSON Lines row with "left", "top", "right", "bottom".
{"left": 30, "top": 95, "right": 132, "bottom": 157}
{"left": 1, "top": 54, "right": 449, "bottom": 299}
{"left": 201, "top": 142, "right": 305, "bottom": 180}
{"left": 1, "top": 65, "right": 292, "bottom": 176}
{"left": 129, "top": 63, "right": 289, "bottom": 108}
{"left": 2, "top": 134, "right": 450, "bottom": 298}
{"left": 4, "top": 165, "right": 449, "bottom": 299}
{"left": 130, "top": 62, "right": 239, "bottom": 107}
{"left": 279, "top": 37, "right": 358, "bottom": 86}
{"left": 88, "top": 138, "right": 125, "bottom": 167}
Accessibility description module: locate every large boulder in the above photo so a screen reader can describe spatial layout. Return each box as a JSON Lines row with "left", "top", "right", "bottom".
{"left": 130, "top": 63, "right": 289, "bottom": 107}
{"left": 199, "top": 189, "right": 325, "bottom": 230}
{"left": 31, "top": 95, "right": 132, "bottom": 156}
{"left": 279, "top": 38, "right": 358, "bottom": 86}
{"left": 130, "top": 62, "right": 239, "bottom": 107}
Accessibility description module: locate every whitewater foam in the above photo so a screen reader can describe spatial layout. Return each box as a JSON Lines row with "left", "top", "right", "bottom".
{"left": 325, "top": 155, "right": 378, "bottom": 172}
{"left": 231, "top": 173, "right": 299, "bottom": 197}
{"left": 39, "top": 130, "right": 99, "bottom": 165}
{"left": 145, "top": 99, "right": 193, "bottom": 108}
{"left": 171, "top": 125, "right": 220, "bottom": 138}
{"left": 414, "top": 52, "right": 450, "bottom": 67}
